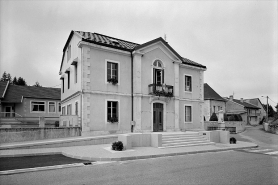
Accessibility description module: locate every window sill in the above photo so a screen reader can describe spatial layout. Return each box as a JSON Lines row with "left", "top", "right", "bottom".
{"left": 31, "top": 111, "right": 46, "bottom": 113}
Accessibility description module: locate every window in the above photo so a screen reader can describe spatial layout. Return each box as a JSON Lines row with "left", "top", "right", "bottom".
{"left": 75, "top": 64, "right": 77, "bottom": 83}
{"left": 62, "top": 78, "right": 64, "bottom": 93}
{"left": 75, "top": 101, "right": 78, "bottom": 115}
{"left": 185, "top": 75, "right": 192, "bottom": 92}
{"left": 213, "top": 106, "right": 215, "bottom": 113}
{"left": 67, "top": 104, "right": 72, "bottom": 115}
{"left": 67, "top": 45, "right": 71, "bottom": 61}
{"left": 31, "top": 101, "right": 45, "bottom": 112}
{"left": 58, "top": 103, "right": 61, "bottom": 113}
{"left": 62, "top": 106, "right": 66, "bottom": 115}
{"left": 48, "top": 102, "right": 56, "bottom": 113}
{"left": 107, "top": 101, "right": 118, "bottom": 123}
{"left": 67, "top": 72, "right": 70, "bottom": 89}
{"left": 185, "top": 106, "right": 192, "bottom": 122}
{"left": 107, "top": 62, "right": 118, "bottom": 81}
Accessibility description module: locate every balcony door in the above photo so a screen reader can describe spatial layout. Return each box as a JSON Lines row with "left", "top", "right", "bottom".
{"left": 153, "top": 69, "right": 164, "bottom": 85}
{"left": 153, "top": 103, "right": 163, "bottom": 132}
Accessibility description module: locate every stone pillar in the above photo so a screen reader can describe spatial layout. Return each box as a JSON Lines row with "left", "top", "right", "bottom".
{"left": 174, "top": 63, "right": 180, "bottom": 131}
{"left": 133, "top": 52, "right": 142, "bottom": 132}
{"left": 39, "top": 117, "right": 45, "bottom": 127}
{"left": 81, "top": 46, "right": 91, "bottom": 133}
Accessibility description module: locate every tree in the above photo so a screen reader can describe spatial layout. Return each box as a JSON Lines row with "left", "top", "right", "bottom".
{"left": 0, "top": 71, "right": 12, "bottom": 83}
{"left": 12, "top": 77, "right": 18, "bottom": 85}
{"left": 263, "top": 104, "right": 275, "bottom": 118}
{"left": 209, "top": 112, "right": 218, "bottom": 121}
{"left": 17, "top": 77, "right": 27, "bottom": 86}
{"left": 33, "top": 81, "right": 41, "bottom": 87}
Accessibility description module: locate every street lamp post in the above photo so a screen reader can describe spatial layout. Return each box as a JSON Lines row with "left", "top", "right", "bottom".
{"left": 262, "top": 96, "right": 269, "bottom": 123}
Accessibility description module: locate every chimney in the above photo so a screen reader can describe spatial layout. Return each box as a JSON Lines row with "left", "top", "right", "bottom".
{"left": 241, "top": 98, "right": 244, "bottom": 103}
{"left": 229, "top": 95, "right": 233, "bottom": 101}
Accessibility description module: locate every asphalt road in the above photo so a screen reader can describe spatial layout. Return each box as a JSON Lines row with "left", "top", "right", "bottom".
{"left": 0, "top": 150, "right": 277, "bottom": 185}
{"left": 0, "top": 154, "right": 92, "bottom": 171}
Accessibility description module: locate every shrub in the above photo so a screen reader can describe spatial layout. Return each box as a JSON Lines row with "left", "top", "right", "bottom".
{"left": 228, "top": 115, "right": 235, "bottom": 121}
{"left": 209, "top": 113, "right": 218, "bottom": 121}
{"left": 230, "top": 137, "right": 237, "bottom": 144}
{"left": 224, "top": 114, "right": 228, "bottom": 121}
{"left": 112, "top": 141, "right": 124, "bottom": 151}
{"left": 237, "top": 115, "right": 243, "bottom": 121}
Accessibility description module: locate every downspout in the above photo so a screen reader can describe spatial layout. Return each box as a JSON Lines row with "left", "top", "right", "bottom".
{"left": 131, "top": 51, "right": 134, "bottom": 132}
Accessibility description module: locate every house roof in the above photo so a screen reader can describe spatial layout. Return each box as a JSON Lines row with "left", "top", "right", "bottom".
{"left": 0, "top": 81, "right": 8, "bottom": 99}
{"left": 60, "top": 30, "right": 206, "bottom": 72}
{"left": 244, "top": 98, "right": 266, "bottom": 111}
{"left": 2, "top": 85, "right": 61, "bottom": 103}
{"left": 232, "top": 99, "right": 260, "bottom": 109}
{"left": 204, "top": 83, "right": 226, "bottom": 101}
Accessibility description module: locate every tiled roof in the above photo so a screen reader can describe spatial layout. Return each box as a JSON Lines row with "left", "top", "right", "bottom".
{"left": 182, "top": 58, "right": 206, "bottom": 69}
{"left": 232, "top": 99, "right": 260, "bottom": 109}
{"left": 204, "top": 83, "right": 226, "bottom": 101}
{"left": 2, "top": 85, "right": 60, "bottom": 103}
{"left": 61, "top": 30, "right": 206, "bottom": 71}
{"left": 76, "top": 31, "right": 139, "bottom": 51}
{"left": 0, "top": 81, "right": 8, "bottom": 99}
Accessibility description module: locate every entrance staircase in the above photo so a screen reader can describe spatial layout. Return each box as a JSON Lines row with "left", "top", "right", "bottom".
{"left": 160, "top": 132, "right": 215, "bottom": 149}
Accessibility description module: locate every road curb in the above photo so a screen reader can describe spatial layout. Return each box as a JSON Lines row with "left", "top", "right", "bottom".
{"left": 0, "top": 163, "right": 86, "bottom": 175}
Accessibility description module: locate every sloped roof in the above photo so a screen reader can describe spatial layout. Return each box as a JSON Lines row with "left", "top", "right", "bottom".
{"left": 60, "top": 30, "right": 206, "bottom": 72}
{"left": 76, "top": 31, "right": 139, "bottom": 51}
{"left": 0, "top": 81, "right": 8, "bottom": 99}
{"left": 204, "top": 83, "right": 226, "bottom": 101}
{"left": 232, "top": 99, "right": 260, "bottom": 109}
{"left": 2, "top": 85, "right": 60, "bottom": 103}
{"left": 244, "top": 98, "right": 266, "bottom": 111}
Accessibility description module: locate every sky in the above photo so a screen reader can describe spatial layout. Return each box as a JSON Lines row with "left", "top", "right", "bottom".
{"left": 0, "top": 0, "right": 277, "bottom": 108}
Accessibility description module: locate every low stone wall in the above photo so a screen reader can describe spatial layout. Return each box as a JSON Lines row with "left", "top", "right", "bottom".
{"left": 0, "top": 127, "right": 81, "bottom": 143}
{"left": 263, "top": 122, "right": 278, "bottom": 135}
{"left": 204, "top": 121, "right": 245, "bottom": 133}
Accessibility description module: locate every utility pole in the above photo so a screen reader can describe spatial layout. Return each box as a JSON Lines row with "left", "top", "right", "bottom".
{"left": 266, "top": 96, "right": 269, "bottom": 123}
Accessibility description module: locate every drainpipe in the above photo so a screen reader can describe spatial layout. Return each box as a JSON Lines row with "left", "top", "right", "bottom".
{"left": 131, "top": 51, "right": 134, "bottom": 132}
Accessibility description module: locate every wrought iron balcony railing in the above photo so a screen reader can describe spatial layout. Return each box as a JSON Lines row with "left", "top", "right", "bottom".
{"left": 148, "top": 84, "right": 174, "bottom": 97}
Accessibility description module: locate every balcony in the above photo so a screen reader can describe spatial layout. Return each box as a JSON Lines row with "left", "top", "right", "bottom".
{"left": 148, "top": 84, "right": 174, "bottom": 97}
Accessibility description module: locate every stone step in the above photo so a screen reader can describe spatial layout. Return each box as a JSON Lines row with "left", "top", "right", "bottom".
{"left": 162, "top": 134, "right": 199, "bottom": 138}
{"left": 162, "top": 140, "right": 212, "bottom": 147}
{"left": 159, "top": 142, "right": 215, "bottom": 149}
{"left": 162, "top": 138, "right": 208, "bottom": 144}
{"left": 162, "top": 135, "right": 204, "bottom": 140}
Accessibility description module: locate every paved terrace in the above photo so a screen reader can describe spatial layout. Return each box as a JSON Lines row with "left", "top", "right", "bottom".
{"left": 0, "top": 132, "right": 257, "bottom": 161}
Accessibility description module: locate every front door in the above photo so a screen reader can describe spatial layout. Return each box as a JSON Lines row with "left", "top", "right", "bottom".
{"left": 153, "top": 103, "right": 163, "bottom": 132}
{"left": 5, "top": 106, "right": 14, "bottom": 117}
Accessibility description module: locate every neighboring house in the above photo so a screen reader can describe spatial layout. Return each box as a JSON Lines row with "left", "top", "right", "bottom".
{"left": 0, "top": 82, "right": 61, "bottom": 125}
{"left": 59, "top": 30, "right": 207, "bottom": 135}
{"left": 203, "top": 83, "right": 226, "bottom": 121}
{"left": 224, "top": 95, "right": 260, "bottom": 125}
{"left": 244, "top": 98, "right": 266, "bottom": 124}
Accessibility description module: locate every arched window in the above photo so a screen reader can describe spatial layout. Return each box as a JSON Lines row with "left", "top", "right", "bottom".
{"left": 153, "top": 60, "right": 163, "bottom": 68}
{"left": 153, "top": 60, "right": 164, "bottom": 85}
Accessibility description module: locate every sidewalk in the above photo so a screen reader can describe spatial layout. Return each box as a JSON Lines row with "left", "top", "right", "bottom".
{"left": 0, "top": 141, "right": 257, "bottom": 161}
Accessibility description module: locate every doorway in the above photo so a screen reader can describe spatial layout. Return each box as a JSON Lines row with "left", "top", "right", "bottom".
{"left": 5, "top": 106, "right": 14, "bottom": 117}
{"left": 153, "top": 103, "right": 163, "bottom": 132}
